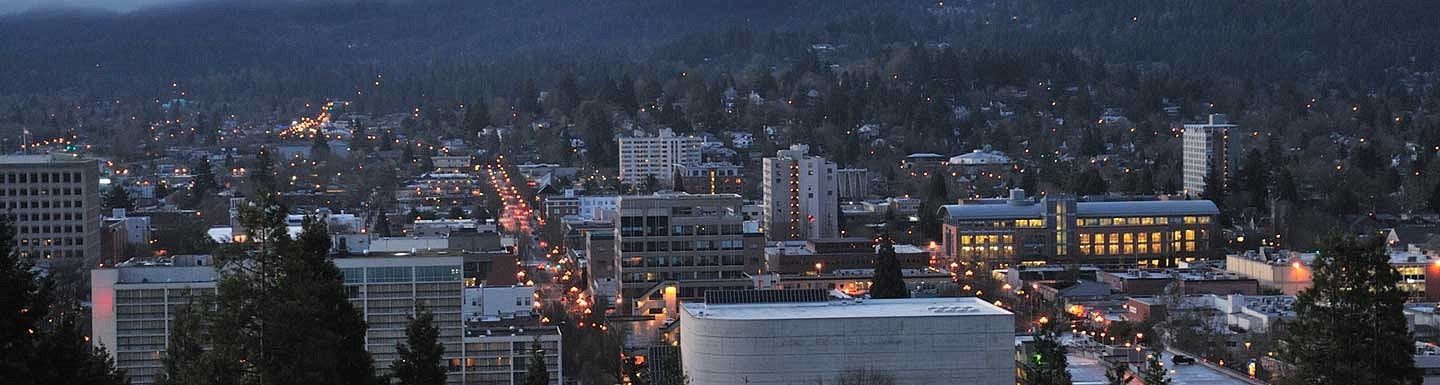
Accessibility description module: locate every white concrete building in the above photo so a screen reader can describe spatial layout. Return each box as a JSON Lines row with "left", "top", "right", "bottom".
{"left": 91, "top": 256, "right": 218, "bottom": 385}
{"left": 680, "top": 296, "right": 1014, "bottom": 385}
{"left": 0, "top": 154, "right": 102, "bottom": 260}
{"left": 761, "top": 145, "right": 839, "bottom": 241}
{"left": 618, "top": 128, "right": 702, "bottom": 189}
{"left": 1183, "top": 114, "right": 1234, "bottom": 197}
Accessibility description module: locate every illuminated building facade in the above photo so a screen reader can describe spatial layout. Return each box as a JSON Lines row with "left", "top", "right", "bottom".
{"left": 761, "top": 144, "right": 838, "bottom": 241}
{"left": 1183, "top": 113, "right": 1233, "bottom": 197}
{"left": 612, "top": 193, "right": 764, "bottom": 304}
{"left": 940, "top": 189, "right": 1219, "bottom": 268}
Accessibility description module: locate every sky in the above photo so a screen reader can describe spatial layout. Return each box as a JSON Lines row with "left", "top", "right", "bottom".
{"left": 0, "top": 0, "right": 193, "bottom": 14}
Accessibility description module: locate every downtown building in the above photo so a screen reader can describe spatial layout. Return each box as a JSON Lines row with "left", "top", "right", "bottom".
{"left": 0, "top": 154, "right": 102, "bottom": 261}
{"left": 92, "top": 254, "right": 561, "bottom": 385}
{"left": 1182, "top": 114, "right": 1234, "bottom": 197}
{"left": 617, "top": 128, "right": 702, "bottom": 189}
{"left": 939, "top": 189, "right": 1219, "bottom": 268}
{"left": 760, "top": 144, "right": 839, "bottom": 241}
{"left": 605, "top": 193, "right": 765, "bottom": 314}
{"left": 680, "top": 291, "right": 1014, "bottom": 385}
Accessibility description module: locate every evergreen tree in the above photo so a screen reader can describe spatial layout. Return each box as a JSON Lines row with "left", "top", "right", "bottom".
{"left": 0, "top": 215, "right": 127, "bottom": 385}
{"left": 869, "top": 236, "right": 909, "bottom": 299}
{"left": 1238, "top": 149, "right": 1269, "bottom": 209}
{"left": 164, "top": 196, "right": 380, "bottom": 385}
{"left": 1278, "top": 236, "right": 1420, "bottom": 385}
{"left": 448, "top": 206, "right": 465, "bottom": 220}
{"left": 644, "top": 174, "right": 660, "bottom": 193}
{"left": 373, "top": 213, "right": 393, "bottom": 237}
{"left": 919, "top": 173, "right": 948, "bottom": 242}
{"left": 103, "top": 183, "right": 134, "bottom": 211}
{"left": 1104, "top": 359, "right": 1133, "bottom": 385}
{"left": 1274, "top": 167, "right": 1299, "bottom": 202}
{"left": 524, "top": 336, "right": 551, "bottom": 385}
{"left": 1022, "top": 319, "right": 1072, "bottom": 385}
{"left": 391, "top": 306, "right": 446, "bottom": 385}
{"left": 193, "top": 157, "right": 218, "bottom": 195}
{"left": 1428, "top": 179, "right": 1440, "bottom": 213}
{"left": 1136, "top": 355, "right": 1170, "bottom": 385}
{"left": 310, "top": 134, "right": 332, "bottom": 160}
{"left": 465, "top": 99, "right": 490, "bottom": 134}
{"left": 251, "top": 147, "right": 277, "bottom": 193}
{"left": 31, "top": 313, "right": 128, "bottom": 385}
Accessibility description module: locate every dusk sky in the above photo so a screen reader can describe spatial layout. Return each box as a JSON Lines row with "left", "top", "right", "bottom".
{"left": 0, "top": 0, "right": 192, "bottom": 14}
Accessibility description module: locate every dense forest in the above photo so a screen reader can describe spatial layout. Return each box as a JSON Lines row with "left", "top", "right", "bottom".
{"left": 1, "top": 0, "right": 1437, "bottom": 108}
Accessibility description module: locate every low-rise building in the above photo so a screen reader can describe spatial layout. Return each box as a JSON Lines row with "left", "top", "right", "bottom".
{"left": 940, "top": 189, "right": 1219, "bottom": 268}
{"left": 681, "top": 292, "right": 1014, "bottom": 385}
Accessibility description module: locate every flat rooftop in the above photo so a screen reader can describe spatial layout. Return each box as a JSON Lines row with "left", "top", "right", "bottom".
{"left": 683, "top": 296, "right": 1010, "bottom": 321}
{"left": 0, "top": 154, "right": 94, "bottom": 164}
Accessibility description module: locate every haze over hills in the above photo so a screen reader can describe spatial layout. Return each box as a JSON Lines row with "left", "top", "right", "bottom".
{"left": 0, "top": 0, "right": 1436, "bottom": 106}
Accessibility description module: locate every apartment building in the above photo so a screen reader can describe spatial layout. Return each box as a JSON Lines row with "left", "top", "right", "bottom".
{"left": 617, "top": 129, "right": 702, "bottom": 189}
{"left": 1182, "top": 114, "right": 1234, "bottom": 197}
{"left": 760, "top": 144, "right": 838, "bottom": 241}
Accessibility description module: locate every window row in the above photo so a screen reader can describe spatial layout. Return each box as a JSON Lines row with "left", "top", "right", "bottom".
{"left": 0, "top": 171, "right": 84, "bottom": 184}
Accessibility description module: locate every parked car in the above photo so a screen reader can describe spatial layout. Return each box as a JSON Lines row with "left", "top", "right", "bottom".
{"left": 1172, "top": 355, "right": 1196, "bottom": 365}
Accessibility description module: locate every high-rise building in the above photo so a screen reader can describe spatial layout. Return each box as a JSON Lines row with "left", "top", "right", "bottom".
{"left": 761, "top": 145, "right": 838, "bottom": 241}
{"left": 0, "top": 154, "right": 101, "bottom": 261}
{"left": 91, "top": 255, "right": 219, "bottom": 385}
{"left": 835, "top": 168, "right": 869, "bottom": 201}
{"left": 334, "top": 256, "right": 466, "bottom": 375}
{"left": 1183, "top": 114, "right": 1234, "bottom": 197}
{"left": 618, "top": 129, "right": 702, "bottom": 189}
{"left": 939, "top": 189, "right": 1220, "bottom": 268}
{"left": 612, "top": 193, "right": 764, "bottom": 307}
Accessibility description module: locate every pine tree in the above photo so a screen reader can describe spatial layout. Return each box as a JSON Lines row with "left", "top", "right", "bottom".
{"left": 32, "top": 313, "right": 129, "bottom": 385}
{"left": 391, "top": 306, "right": 446, "bottom": 385}
{"left": 524, "top": 336, "right": 551, "bottom": 385}
{"left": 919, "top": 173, "right": 948, "bottom": 242}
{"left": 1022, "top": 319, "right": 1072, "bottom": 385}
{"left": 193, "top": 157, "right": 218, "bottom": 196}
{"left": 251, "top": 147, "right": 276, "bottom": 193}
{"left": 869, "top": 236, "right": 909, "bottom": 299}
{"left": 1104, "top": 359, "right": 1133, "bottom": 385}
{"left": 1278, "top": 236, "right": 1420, "bottom": 385}
{"left": 1428, "top": 179, "right": 1440, "bottom": 213}
{"left": 102, "top": 183, "right": 134, "bottom": 211}
{"left": 472, "top": 100, "right": 495, "bottom": 134}
{"left": 373, "top": 212, "right": 393, "bottom": 237}
{"left": 0, "top": 215, "right": 127, "bottom": 385}
{"left": 164, "top": 196, "right": 380, "bottom": 385}
{"left": 0, "top": 215, "right": 49, "bottom": 382}
{"left": 1136, "top": 355, "right": 1170, "bottom": 385}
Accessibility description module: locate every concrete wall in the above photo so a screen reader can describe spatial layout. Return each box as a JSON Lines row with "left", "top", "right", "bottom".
{"left": 680, "top": 312, "right": 1014, "bottom": 385}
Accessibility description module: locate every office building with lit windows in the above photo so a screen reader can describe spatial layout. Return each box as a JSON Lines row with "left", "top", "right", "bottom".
{"left": 761, "top": 144, "right": 838, "bottom": 242}
{"left": 939, "top": 189, "right": 1219, "bottom": 268}
{"left": 1182, "top": 114, "right": 1234, "bottom": 197}
{"left": 612, "top": 193, "right": 765, "bottom": 306}
{"left": 0, "top": 154, "right": 101, "bottom": 261}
